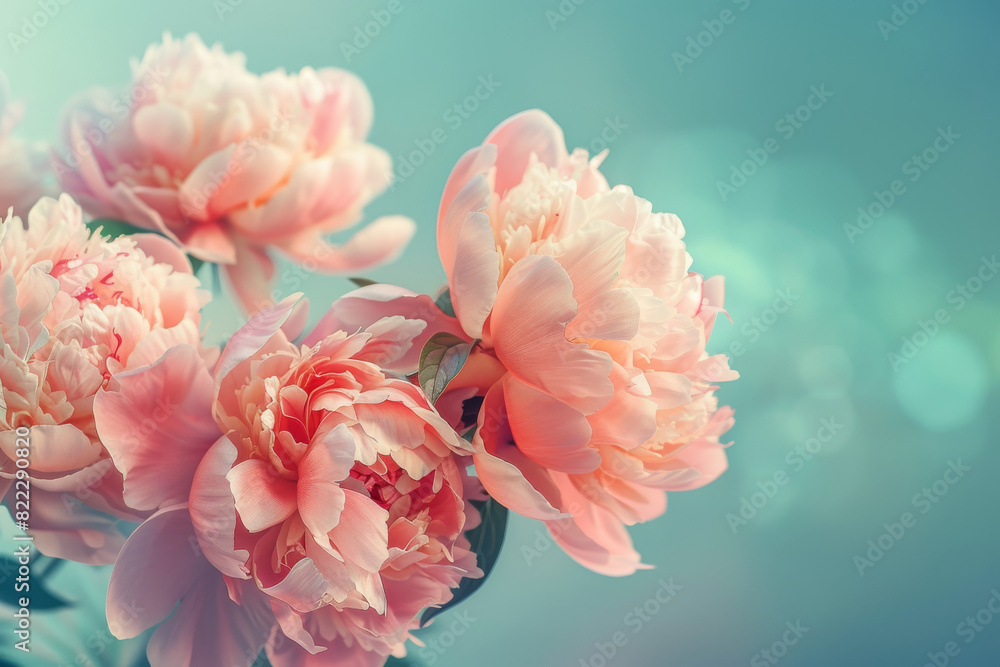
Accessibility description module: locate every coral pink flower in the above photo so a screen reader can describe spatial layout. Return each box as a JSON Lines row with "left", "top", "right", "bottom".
{"left": 56, "top": 33, "right": 414, "bottom": 313}
{"left": 96, "top": 296, "right": 481, "bottom": 667}
{"left": 0, "top": 71, "right": 53, "bottom": 216}
{"left": 429, "top": 110, "right": 738, "bottom": 575}
{"left": 0, "top": 194, "right": 211, "bottom": 564}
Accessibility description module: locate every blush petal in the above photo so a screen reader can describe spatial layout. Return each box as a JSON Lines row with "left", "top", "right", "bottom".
{"left": 95, "top": 344, "right": 219, "bottom": 511}
{"left": 504, "top": 376, "right": 599, "bottom": 474}
{"left": 491, "top": 255, "right": 613, "bottom": 414}
{"left": 227, "top": 459, "right": 298, "bottom": 533}
{"left": 107, "top": 506, "right": 203, "bottom": 639}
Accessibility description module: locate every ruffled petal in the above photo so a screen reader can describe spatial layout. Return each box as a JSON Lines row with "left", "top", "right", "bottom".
{"left": 470, "top": 381, "right": 566, "bottom": 521}
{"left": 491, "top": 255, "right": 613, "bottom": 414}
{"left": 95, "top": 344, "right": 218, "bottom": 512}
{"left": 107, "top": 506, "right": 203, "bottom": 639}
{"left": 484, "top": 109, "right": 569, "bottom": 195}
{"left": 189, "top": 435, "right": 250, "bottom": 578}
{"left": 503, "top": 375, "right": 599, "bottom": 474}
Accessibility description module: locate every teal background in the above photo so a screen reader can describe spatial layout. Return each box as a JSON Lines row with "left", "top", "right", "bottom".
{"left": 3, "top": 0, "right": 1000, "bottom": 665}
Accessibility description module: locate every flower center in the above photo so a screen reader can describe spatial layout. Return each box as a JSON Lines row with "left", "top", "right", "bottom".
{"left": 350, "top": 463, "right": 436, "bottom": 515}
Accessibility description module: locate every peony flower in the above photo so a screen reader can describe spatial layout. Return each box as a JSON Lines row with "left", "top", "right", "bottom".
{"left": 0, "top": 70, "right": 53, "bottom": 216}
{"left": 56, "top": 33, "right": 415, "bottom": 313}
{"left": 96, "top": 296, "right": 481, "bottom": 667}
{"left": 0, "top": 194, "right": 212, "bottom": 564}
{"left": 427, "top": 110, "right": 738, "bottom": 575}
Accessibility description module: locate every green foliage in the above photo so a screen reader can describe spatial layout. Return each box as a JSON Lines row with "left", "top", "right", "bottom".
{"left": 420, "top": 497, "right": 509, "bottom": 627}
{"left": 417, "top": 333, "right": 473, "bottom": 404}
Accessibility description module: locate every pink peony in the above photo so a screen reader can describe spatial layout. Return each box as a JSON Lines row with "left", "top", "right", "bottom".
{"left": 429, "top": 110, "right": 738, "bottom": 575}
{"left": 0, "top": 71, "right": 53, "bottom": 216}
{"left": 56, "top": 33, "right": 414, "bottom": 313}
{"left": 0, "top": 194, "right": 212, "bottom": 564}
{"left": 96, "top": 296, "right": 481, "bottom": 667}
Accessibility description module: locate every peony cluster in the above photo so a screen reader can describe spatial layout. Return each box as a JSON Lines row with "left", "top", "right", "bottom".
{"left": 56, "top": 33, "right": 414, "bottom": 313}
{"left": 96, "top": 297, "right": 482, "bottom": 666}
{"left": 0, "top": 31, "right": 736, "bottom": 667}
{"left": 356, "top": 110, "right": 738, "bottom": 575}
{"left": 0, "top": 194, "right": 211, "bottom": 563}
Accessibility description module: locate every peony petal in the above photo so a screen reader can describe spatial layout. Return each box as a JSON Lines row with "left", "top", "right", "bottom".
{"left": 268, "top": 633, "right": 385, "bottom": 667}
{"left": 279, "top": 215, "right": 415, "bottom": 274}
{"left": 1, "top": 424, "right": 100, "bottom": 474}
{"left": 107, "top": 505, "right": 203, "bottom": 639}
{"left": 223, "top": 238, "right": 276, "bottom": 315}
{"left": 232, "top": 147, "right": 390, "bottom": 240}
{"left": 189, "top": 435, "right": 251, "bottom": 578}
{"left": 437, "top": 143, "right": 497, "bottom": 249}
{"left": 214, "top": 294, "right": 307, "bottom": 410}
{"left": 589, "top": 397, "right": 658, "bottom": 453}
{"left": 257, "top": 557, "right": 330, "bottom": 613}
{"left": 95, "top": 344, "right": 219, "bottom": 511}
{"left": 546, "top": 475, "right": 649, "bottom": 577}
{"left": 62, "top": 115, "right": 174, "bottom": 237}
{"left": 484, "top": 109, "right": 569, "bottom": 195}
{"left": 555, "top": 220, "right": 638, "bottom": 341}
{"left": 311, "top": 68, "right": 374, "bottom": 146}
{"left": 269, "top": 600, "right": 324, "bottom": 655}
{"left": 700, "top": 274, "right": 727, "bottom": 340}
{"left": 227, "top": 459, "right": 298, "bottom": 533}
{"left": 130, "top": 233, "right": 193, "bottom": 274}
{"left": 658, "top": 447, "right": 730, "bottom": 492}
{"left": 448, "top": 208, "right": 500, "bottom": 339}
{"left": 587, "top": 365, "right": 659, "bottom": 450}
{"left": 646, "top": 372, "right": 693, "bottom": 411}
{"left": 491, "top": 255, "right": 613, "bottom": 414}
{"left": 355, "top": 400, "right": 425, "bottom": 451}
{"left": 177, "top": 222, "right": 237, "bottom": 264}
{"left": 132, "top": 103, "right": 195, "bottom": 168}
{"left": 503, "top": 376, "right": 599, "bottom": 474}
{"left": 352, "top": 315, "right": 426, "bottom": 370}
{"left": 207, "top": 143, "right": 294, "bottom": 218}
{"left": 19, "top": 488, "right": 127, "bottom": 565}
{"left": 304, "top": 284, "right": 465, "bottom": 374}
{"left": 470, "top": 381, "right": 566, "bottom": 521}
{"left": 328, "top": 490, "right": 389, "bottom": 573}
{"left": 438, "top": 170, "right": 492, "bottom": 274}
{"left": 146, "top": 571, "right": 274, "bottom": 667}
{"left": 297, "top": 424, "right": 353, "bottom": 538}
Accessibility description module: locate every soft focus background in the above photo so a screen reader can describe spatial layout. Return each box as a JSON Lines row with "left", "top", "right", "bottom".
{"left": 2, "top": 0, "right": 1000, "bottom": 665}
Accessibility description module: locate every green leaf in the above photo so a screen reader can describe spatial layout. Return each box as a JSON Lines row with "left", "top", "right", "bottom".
{"left": 434, "top": 289, "right": 455, "bottom": 318}
{"left": 420, "top": 497, "right": 508, "bottom": 627}
{"left": 349, "top": 277, "right": 378, "bottom": 288}
{"left": 417, "top": 333, "right": 472, "bottom": 405}
{"left": 0, "top": 555, "right": 69, "bottom": 611}
{"left": 385, "top": 657, "right": 423, "bottom": 667}
{"left": 189, "top": 256, "right": 205, "bottom": 275}
{"left": 250, "top": 650, "right": 272, "bottom": 667}
{"left": 86, "top": 218, "right": 147, "bottom": 240}
{"left": 210, "top": 262, "right": 222, "bottom": 294}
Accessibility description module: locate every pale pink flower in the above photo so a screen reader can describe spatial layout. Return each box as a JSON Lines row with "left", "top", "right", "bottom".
{"left": 0, "top": 71, "right": 53, "bottom": 216}
{"left": 0, "top": 194, "right": 212, "bottom": 564}
{"left": 96, "top": 296, "right": 481, "bottom": 667}
{"left": 429, "top": 110, "right": 738, "bottom": 575}
{"left": 57, "top": 33, "right": 414, "bottom": 313}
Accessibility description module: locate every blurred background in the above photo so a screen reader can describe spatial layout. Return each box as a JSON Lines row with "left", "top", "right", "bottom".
{"left": 2, "top": 0, "right": 999, "bottom": 665}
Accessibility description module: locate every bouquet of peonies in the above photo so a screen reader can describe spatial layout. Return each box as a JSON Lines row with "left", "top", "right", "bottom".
{"left": 0, "top": 34, "right": 737, "bottom": 667}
